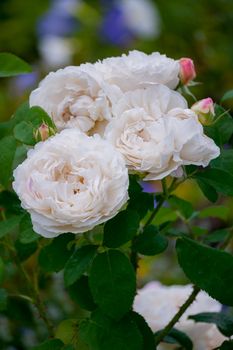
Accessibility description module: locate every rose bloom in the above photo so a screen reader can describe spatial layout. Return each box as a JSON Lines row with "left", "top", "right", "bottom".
{"left": 13, "top": 129, "right": 129, "bottom": 238}
{"left": 29, "top": 65, "right": 116, "bottom": 134}
{"left": 133, "top": 282, "right": 226, "bottom": 350}
{"left": 104, "top": 85, "right": 220, "bottom": 180}
{"left": 94, "top": 50, "right": 180, "bottom": 91}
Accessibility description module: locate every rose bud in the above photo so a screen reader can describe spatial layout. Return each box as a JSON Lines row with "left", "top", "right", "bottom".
{"left": 191, "top": 97, "right": 215, "bottom": 126}
{"left": 34, "top": 123, "right": 55, "bottom": 142}
{"left": 179, "top": 57, "right": 196, "bottom": 85}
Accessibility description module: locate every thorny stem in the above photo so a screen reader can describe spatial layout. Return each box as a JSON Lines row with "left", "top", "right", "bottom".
{"left": 154, "top": 285, "right": 201, "bottom": 345}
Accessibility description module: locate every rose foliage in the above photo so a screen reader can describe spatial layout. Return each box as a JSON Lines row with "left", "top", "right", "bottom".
{"left": 1, "top": 51, "right": 233, "bottom": 349}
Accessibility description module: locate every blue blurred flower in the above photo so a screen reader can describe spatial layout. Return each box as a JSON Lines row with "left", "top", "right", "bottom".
{"left": 12, "top": 70, "right": 39, "bottom": 96}
{"left": 100, "top": 0, "right": 161, "bottom": 47}
{"left": 37, "top": 0, "right": 79, "bottom": 38}
{"left": 100, "top": 5, "right": 133, "bottom": 46}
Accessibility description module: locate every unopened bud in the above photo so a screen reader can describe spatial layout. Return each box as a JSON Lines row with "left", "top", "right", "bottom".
{"left": 191, "top": 98, "right": 215, "bottom": 126}
{"left": 34, "top": 123, "right": 55, "bottom": 142}
{"left": 179, "top": 58, "right": 196, "bottom": 85}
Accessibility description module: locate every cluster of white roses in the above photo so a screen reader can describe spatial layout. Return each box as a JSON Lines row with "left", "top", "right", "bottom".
{"left": 133, "top": 282, "right": 226, "bottom": 350}
{"left": 13, "top": 50, "right": 220, "bottom": 237}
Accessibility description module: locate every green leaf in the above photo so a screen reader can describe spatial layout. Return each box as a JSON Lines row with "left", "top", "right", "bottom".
{"left": 103, "top": 209, "right": 140, "bottom": 248}
{"left": 32, "top": 339, "right": 64, "bottom": 350}
{"left": 189, "top": 312, "right": 233, "bottom": 337}
{"left": 198, "top": 205, "right": 229, "bottom": 220}
{"left": 128, "top": 176, "right": 154, "bottom": 219}
{"left": 19, "top": 213, "right": 39, "bottom": 243}
{"left": 219, "top": 340, "right": 233, "bottom": 349}
{"left": 168, "top": 195, "right": 194, "bottom": 219}
{"left": 204, "top": 105, "right": 233, "bottom": 145}
{"left": 39, "top": 233, "right": 74, "bottom": 273}
{"left": 55, "top": 319, "right": 80, "bottom": 348}
{"left": 196, "top": 178, "right": 218, "bottom": 203}
{"left": 204, "top": 229, "right": 230, "bottom": 244}
{"left": 133, "top": 225, "right": 168, "bottom": 256}
{"left": 194, "top": 168, "right": 233, "bottom": 196}
{"left": 131, "top": 312, "right": 155, "bottom": 350}
{"left": 0, "top": 288, "right": 7, "bottom": 311}
{"left": 12, "top": 144, "right": 28, "bottom": 170}
{"left": 0, "top": 190, "right": 23, "bottom": 214}
{"left": 221, "top": 90, "right": 233, "bottom": 103}
{"left": 14, "top": 120, "right": 35, "bottom": 145}
{"left": 211, "top": 149, "right": 233, "bottom": 175}
{"left": 0, "top": 215, "right": 21, "bottom": 239}
{"left": 68, "top": 275, "right": 96, "bottom": 311}
{"left": 64, "top": 245, "right": 97, "bottom": 287}
{"left": 14, "top": 106, "right": 55, "bottom": 145}
{"left": 15, "top": 239, "right": 38, "bottom": 261}
{"left": 151, "top": 207, "right": 177, "bottom": 226}
{"left": 0, "top": 136, "right": 17, "bottom": 188}
{"left": 176, "top": 237, "right": 233, "bottom": 306}
{"left": 155, "top": 328, "right": 193, "bottom": 349}
{"left": 0, "top": 53, "right": 31, "bottom": 77}
{"left": 89, "top": 250, "right": 136, "bottom": 320}
{"left": 79, "top": 310, "right": 143, "bottom": 350}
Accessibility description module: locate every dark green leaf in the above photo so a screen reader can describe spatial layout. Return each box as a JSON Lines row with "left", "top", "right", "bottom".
{"left": 155, "top": 328, "right": 193, "bottom": 349}
{"left": 194, "top": 169, "right": 233, "bottom": 196}
{"left": 64, "top": 245, "right": 97, "bottom": 287}
{"left": 211, "top": 149, "right": 233, "bottom": 175}
{"left": 189, "top": 312, "right": 233, "bottom": 337}
{"left": 89, "top": 250, "right": 136, "bottom": 320}
{"left": 219, "top": 340, "right": 233, "bottom": 349}
{"left": 19, "top": 213, "right": 39, "bottom": 243}
{"left": 131, "top": 312, "right": 155, "bottom": 350}
{"left": 0, "top": 191, "right": 23, "bottom": 214}
{"left": 0, "top": 136, "right": 17, "bottom": 188}
{"left": 204, "top": 105, "right": 233, "bottom": 145}
{"left": 79, "top": 310, "right": 143, "bottom": 350}
{"left": 15, "top": 239, "right": 38, "bottom": 261}
{"left": 103, "top": 209, "right": 140, "bottom": 248}
{"left": 176, "top": 237, "right": 233, "bottom": 306}
{"left": 128, "top": 176, "right": 154, "bottom": 218}
{"left": 39, "top": 233, "right": 74, "bottom": 273}
{"left": 133, "top": 225, "right": 168, "bottom": 256}
{"left": 221, "top": 90, "right": 233, "bottom": 103}
{"left": 32, "top": 339, "right": 64, "bottom": 350}
{"left": 0, "top": 53, "right": 31, "bottom": 77}
{"left": 0, "top": 289, "right": 7, "bottom": 311}
{"left": 196, "top": 178, "right": 218, "bottom": 203}
{"left": 0, "top": 215, "right": 21, "bottom": 239}
{"left": 204, "top": 229, "right": 230, "bottom": 244}
{"left": 168, "top": 195, "right": 194, "bottom": 219}
{"left": 68, "top": 275, "right": 96, "bottom": 311}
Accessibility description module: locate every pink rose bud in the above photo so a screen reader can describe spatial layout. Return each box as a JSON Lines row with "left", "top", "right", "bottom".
{"left": 34, "top": 123, "right": 55, "bottom": 142}
{"left": 191, "top": 97, "right": 215, "bottom": 126}
{"left": 179, "top": 58, "right": 196, "bottom": 85}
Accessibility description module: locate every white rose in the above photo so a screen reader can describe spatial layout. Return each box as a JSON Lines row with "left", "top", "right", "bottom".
{"left": 104, "top": 86, "right": 219, "bottom": 180}
{"left": 94, "top": 50, "right": 180, "bottom": 91}
{"left": 133, "top": 282, "right": 226, "bottom": 350}
{"left": 29, "top": 65, "right": 115, "bottom": 135}
{"left": 13, "top": 129, "right": 129, "bottom": 238}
